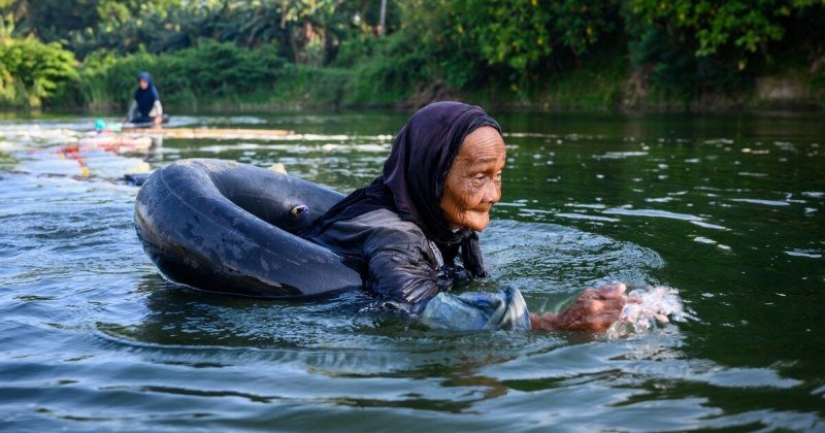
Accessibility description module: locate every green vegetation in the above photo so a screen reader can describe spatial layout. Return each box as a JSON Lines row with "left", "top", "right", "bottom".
{"left": 78, "top": 41, "right": 286, "bottom": 110}
{"left": 1, "top": 0, "right": 823, "bottom": 112}
{"left": 0, "top": 37, "right": 78, "bottom": 109}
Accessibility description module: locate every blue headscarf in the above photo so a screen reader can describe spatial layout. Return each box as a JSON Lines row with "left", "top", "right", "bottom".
{"left": 134, "top": 72, "right": 160, "bottom": 117}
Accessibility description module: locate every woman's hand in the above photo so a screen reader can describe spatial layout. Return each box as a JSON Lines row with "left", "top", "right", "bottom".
{"left": 530, "top": 283, "right": 628, "bottom": 333}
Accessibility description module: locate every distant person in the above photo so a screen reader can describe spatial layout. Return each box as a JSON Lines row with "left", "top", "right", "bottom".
{"left": 126, "top": 72, "right": 163, "bottom": 126}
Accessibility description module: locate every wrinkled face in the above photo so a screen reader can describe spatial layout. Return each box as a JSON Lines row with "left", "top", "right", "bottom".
{"left": 139, "top": 78, "right": 149, "bottom": 90}
{"left": 439, "top": 126, "right": 505, "bottom": 232}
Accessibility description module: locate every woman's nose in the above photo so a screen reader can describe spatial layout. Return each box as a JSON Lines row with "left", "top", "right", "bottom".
{"left": 482, "top": 181, "right": 500, "bottom": 204}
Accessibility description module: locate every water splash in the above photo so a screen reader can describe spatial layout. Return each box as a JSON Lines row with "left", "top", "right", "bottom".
{"left": 607, "top": 284, "right": 691, "bottom": 339}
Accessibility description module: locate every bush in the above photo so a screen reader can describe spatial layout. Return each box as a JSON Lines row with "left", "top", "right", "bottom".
{"left": 0, "top": 37, "right": 78, "bottom": 109}
{"left": 78, "top": 41, "right": 287, "bottom": 110}
{"left": 344, "top": 34, "right": 428, "bottom": 106}
{"left": 623, "top": 0, "right": 825, "bottom": 101}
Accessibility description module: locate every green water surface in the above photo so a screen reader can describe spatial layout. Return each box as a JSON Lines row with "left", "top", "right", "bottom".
{"left": 0, "top": 111, "right": 823, "bottom": 431}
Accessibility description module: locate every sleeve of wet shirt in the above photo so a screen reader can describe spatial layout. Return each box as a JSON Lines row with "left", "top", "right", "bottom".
{"left": 127, "top": 101, "right": 137, "bottom": 119}
{"left": 419, "top": 287, "right": 531, "bottom": 331}
{"left": 361, "top": 217, "right": 443, "bottom": 305}
{"left": 150, "top": 100, "right": 163, "bottom": 117}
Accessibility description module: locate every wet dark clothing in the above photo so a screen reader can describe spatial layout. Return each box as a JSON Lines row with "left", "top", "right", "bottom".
{"left": 308, "top": 208, "right": 444, "bottom": 307}
{"left": 305, "top": 207, "right": 529, "bottom": 330}
{"left": 302, "top": 102, "right": 530, "bottom": 330}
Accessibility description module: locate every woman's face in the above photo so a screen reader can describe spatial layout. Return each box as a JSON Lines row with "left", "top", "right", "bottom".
{"left": 139, "top": 79, "right": 149, "bottom": 90}
{"left": 440, "top": 126, "right": 506, "bottom": 232}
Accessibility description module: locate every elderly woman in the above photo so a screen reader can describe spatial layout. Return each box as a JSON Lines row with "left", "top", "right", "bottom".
{"left": 301, "top": 102, "right": 626, "bottom": 332}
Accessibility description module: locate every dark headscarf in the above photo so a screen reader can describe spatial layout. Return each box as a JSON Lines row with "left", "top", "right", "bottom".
{"left": 134, "top": 72, "right": 160, "bottom": 117}
{"left": 302, "top": 101, "right": 502, "bottom": 277}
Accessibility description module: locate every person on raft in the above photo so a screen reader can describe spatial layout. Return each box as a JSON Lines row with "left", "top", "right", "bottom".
{"left": 125, "top": 72, "right": 163, "bottom": 126}
{"left": 301, "top": 101, "right": 627, "bottom": 332}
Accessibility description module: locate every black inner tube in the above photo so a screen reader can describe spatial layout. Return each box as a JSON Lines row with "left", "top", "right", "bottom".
{"left": 134, "top": 159, "right": 363, "bottom": 298}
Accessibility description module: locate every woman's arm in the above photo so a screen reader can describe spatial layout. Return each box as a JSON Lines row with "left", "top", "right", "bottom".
{"left": 126, "top": 101, "right": 137, "bottom": 121}
{"left": 364, "top": 229, "right": 441, "bottom": 305}
{"left": 359, "top": 219, "right": 626, "bottom": 333}
{"left": 150, "top": 100, "right": 163, "bottom": 117}
{"left": 363, "top": 229, "right": 530, "bottom": 330}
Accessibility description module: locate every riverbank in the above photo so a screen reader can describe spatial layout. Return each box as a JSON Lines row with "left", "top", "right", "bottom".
{"left": 91, "top": 69, "right": 825, "bottom": 114}
{"left": 4, "top": 38, "right": 823, "bottom": 114}
{"left": 39, "top": 67, "right": 825, "bottom": 115}
{"left": 57, "top": 53, "right": 825, "bottom": 114}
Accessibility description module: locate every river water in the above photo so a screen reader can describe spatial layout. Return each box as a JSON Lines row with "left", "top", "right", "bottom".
{"left": 1, "top": 111, "right": 823, "bottom": 431}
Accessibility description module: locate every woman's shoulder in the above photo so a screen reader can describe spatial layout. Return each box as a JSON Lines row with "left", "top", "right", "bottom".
{"left": 331, "top": 209, "right": 429, "bottom": 252}
{"left": 353, "top": 209, "right": 442, "bottom": 272}
{"left": 347, "top": 208, "right": 426, "bottom": 239}
{"left": 310, "top": 207, "right": 435, "bottom": 265}
{"left": 310, "top": 207, "right": 428, "bottom": 248}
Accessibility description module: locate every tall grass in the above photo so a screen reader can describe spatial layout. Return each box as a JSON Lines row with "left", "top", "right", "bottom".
{"left": 78, "top": 41, "right": 288, "bottom": 111}
{"left": 74, "top": 39, "right": 419, "bottom": 112}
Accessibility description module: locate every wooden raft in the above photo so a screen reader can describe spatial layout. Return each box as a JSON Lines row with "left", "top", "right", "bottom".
{"left": 120, "top": 127, "right": 295, "bottom": 140}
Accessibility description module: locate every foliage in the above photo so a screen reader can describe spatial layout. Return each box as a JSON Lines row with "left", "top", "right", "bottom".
{"left": 345, "top": 33, "right": 429, "bottom": 106}
{"left": 3, "top": 0, "right": 180, "bottom": 41}
{"left": 388, "top": 0, "right": 621, "bottom": 92}
{"left": 453, "top": 0, "right": 617, "bottom": 69}
{"left": 78, "top": 41, "right": 287, "bottom": 110}
{"left": 0, "top": 0, "right": 398, "bottom": 64}
{"left": 1, "top": 0, "right": 824, "bottom": 110}
{"left": 626, "top": 0, "right": 823, "bottom": 60}
{"left": 0, "top": 36, "right": 78, "bottom": 108}
{"left": 623, "top": 0, "right": 825, "bottom": 98}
